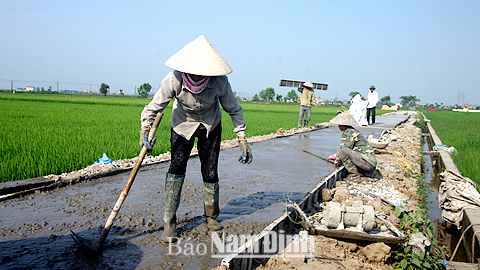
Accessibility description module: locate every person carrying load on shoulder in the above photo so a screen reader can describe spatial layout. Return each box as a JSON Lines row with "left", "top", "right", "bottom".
{"left": 329, "top": 111, "right": 376, "bottom": 181}
{"left": 139, "top": 35, "right": 253, "bottom": 243}
{"left": 297, "top": 81, "right": 317, "bottom": 128}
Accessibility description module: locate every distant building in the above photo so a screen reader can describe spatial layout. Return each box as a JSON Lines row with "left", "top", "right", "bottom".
{"left": 26, "top": 86, "right": 35, "bottom": 92}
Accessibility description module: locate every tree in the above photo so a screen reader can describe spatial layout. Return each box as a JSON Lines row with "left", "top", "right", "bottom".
{"left": 48, "top": 86, "right": 52, "bottom": 92}
{"left": 137, "top": 83, "right": 152, "bottom": 97}
{"left": 252, "top": 94, "right": 260, "bottom": 101}
{"left": 259, "top": 87, "right": 275, "bottom": 101}
{"left": 276, "top": 94, "right": 283, "bottom": 102}
{"left": 285, "top": 89, "right": 298, "bottom": 102}
{"left": 119, "top": 89, "right": 124, "bottom": 95}
{"left": 400, "top": 95, "right": 420, "bottom": 107}
{"left": 380, "top": 95, "right": 391, "bottom": 105}
{"left": 349, "top": 91, "right": 361, "bottom": 100}
{"left": 99, "top": 83, "right": 109, "bottom": 96}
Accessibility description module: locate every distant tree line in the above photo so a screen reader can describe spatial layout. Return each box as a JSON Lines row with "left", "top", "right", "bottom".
{"left": 347, "top": 91, "right": 421, "bottom": 108}
{"left": 251, "top": 87, "right": 299, "bottom": 102}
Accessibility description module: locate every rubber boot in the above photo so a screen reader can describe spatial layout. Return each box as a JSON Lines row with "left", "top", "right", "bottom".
{"left": 298, "top": 119, "right": 303, "bottom": 128}
{"left": 203, "top": 182, "right": 223, "bottom": 231}
{"left": 341, "top": 157, "right": 361, "bottom": 181}
{"left": 303, "top": 120, "right": 309, "bottom": 127}
{"left": 160, "top": 173, "right": 185, "bottom": 243}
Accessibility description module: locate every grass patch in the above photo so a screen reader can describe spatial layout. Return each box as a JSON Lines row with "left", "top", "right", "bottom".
{"left": 423, "top": 110, "right": 480, "bottom": 186}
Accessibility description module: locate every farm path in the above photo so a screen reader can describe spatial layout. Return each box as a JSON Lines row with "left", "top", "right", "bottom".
{"left": 1, "top": 112, "right": 412, "bottom": 269}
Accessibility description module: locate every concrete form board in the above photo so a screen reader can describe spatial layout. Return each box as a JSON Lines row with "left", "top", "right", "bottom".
{"left": 448, "top": 261, "right": 480, "bottom": 270}
{"left": 223, "top": 168, "right": 342, "bottom": 269}
{"left": 461, "top": 208, "right": 480, "bottom": 264}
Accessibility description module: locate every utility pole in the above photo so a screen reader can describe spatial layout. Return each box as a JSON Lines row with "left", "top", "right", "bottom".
{"left": 11, "top": 81, "right": 13, "bottom": 92}
{"left": 57, "top": 81, "right": 59, "bottom": 92}
{"left": 457, "top": 90, "right": 460, "bottom": 106}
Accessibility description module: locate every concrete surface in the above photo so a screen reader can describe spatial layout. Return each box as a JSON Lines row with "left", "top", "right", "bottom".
{"left": 0, "top": 113, "right": 410, "bottom": 270}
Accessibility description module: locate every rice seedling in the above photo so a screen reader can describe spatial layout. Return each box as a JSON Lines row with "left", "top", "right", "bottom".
{"left": 424, "top": 110, "right": 480, "bottom": 186}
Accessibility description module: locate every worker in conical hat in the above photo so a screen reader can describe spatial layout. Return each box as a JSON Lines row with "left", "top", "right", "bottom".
{"left": 329, "top": 112, "right": 376, "bottom": 181}
{"left": 297, "top": 81, "right": 317, "bottom": 128}
{"left": 140, "top": 35, "right": 253, "bottom": 243}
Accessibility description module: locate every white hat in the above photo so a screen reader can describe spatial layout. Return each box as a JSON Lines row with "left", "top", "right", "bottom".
{"left": 329, "top": 112, "right": 359, "bottom": 127}
{"left": 165, "top": 35, "right": 233, "bottom": 76}
{"left": 303, "top": 81, "right": 314, "bottom": 88}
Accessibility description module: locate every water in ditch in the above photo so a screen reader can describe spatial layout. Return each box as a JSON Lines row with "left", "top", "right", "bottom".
{"left": 423, "top": 136, "right": 469, "bottom": 262}
{"left": 423, "top": 139, "right": 442, "bottom": 222}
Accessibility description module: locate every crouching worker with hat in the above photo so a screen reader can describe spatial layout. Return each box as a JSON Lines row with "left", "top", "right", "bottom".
{"left": 140, "top": 35, "right": 253, "bottom": 243}
{"left": 329, "top": 112, "right": 376, "bottom": 181}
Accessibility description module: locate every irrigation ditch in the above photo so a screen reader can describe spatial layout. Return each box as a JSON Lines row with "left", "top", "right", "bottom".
{"left": 0, "top": 111, "right": 478, "bottom": 269}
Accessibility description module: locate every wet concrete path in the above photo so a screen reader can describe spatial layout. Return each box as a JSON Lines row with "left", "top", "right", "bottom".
{"left": 0, "top": 113, "right": 409, "bottom": 269}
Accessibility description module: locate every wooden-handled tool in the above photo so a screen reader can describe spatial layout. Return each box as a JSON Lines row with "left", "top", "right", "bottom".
{"left": 71, "top": 112, "right": 163, "bottom": 253}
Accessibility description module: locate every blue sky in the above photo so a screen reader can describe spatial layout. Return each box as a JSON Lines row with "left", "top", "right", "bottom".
{"left": 1, "top": 0, "right": 479, "bottom": 105}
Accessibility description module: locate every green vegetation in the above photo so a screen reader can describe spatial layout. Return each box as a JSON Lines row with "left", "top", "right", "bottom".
{"left": 0, "top": 93, "right": 165, "bottom": 182}
{"left": 99, "top": 83, "right": 109, "bottom": 96}
{"left": 400, "top": 95, "right": 421, "bottom": 107}
{"left": 381, "top": 95, "right": 391, "bottom": 105}
{"left": 424, "top": 110, "right": 480, "bottom": 186}
{"left": 389, "top": 163, "right": 446, "bottom": 269}
{"left": 348, "top": 91, "right": 360, "bottom": 99}
{"left": 137, "top": 83, "right": 152, "bottom": 97}
{"left": 1, "top": 92, "right": 362, "bottom": 182}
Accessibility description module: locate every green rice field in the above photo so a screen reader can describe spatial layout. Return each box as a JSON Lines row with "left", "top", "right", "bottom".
{"left": 4, "top": 91, "right": 476, "bottom": 185}
{"left": 0, "top": 92, "right": 350, "bottom": 182}
{"left": 424, "top": 110, "right": 480, "bottom": 186}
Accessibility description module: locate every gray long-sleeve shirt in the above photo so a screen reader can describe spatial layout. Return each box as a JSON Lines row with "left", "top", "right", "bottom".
{"left": 141, "top": 71, "right": 246, "bottom": 140}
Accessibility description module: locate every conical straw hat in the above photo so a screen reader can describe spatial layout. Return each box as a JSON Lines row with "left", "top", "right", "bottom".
{"left": 304, "top": 81, "right": 314, "bottom": 88}
{"left": 329, "top": 112, "right": 359, "bottom": 127}
{"left": 165, "top": 35, "right": 233, "bottom": 76}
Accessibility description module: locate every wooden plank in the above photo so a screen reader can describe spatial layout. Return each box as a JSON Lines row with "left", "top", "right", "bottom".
{"left": 423, "top": 151, "right": 440, "bottom": 156}
{"left": 311, "top": 227, "right": 407, "bottom": 244}
{"left": 461, "top": 208, "right": 480, "bottom": 263}
{"left": 448, "top": 261, "right": 480, "bottom": 270}
{"left": 279, "top": 79, "right": 328, "bottom": 90}
{"left": 221, "top": 168, "right": 341, "bottom": 269}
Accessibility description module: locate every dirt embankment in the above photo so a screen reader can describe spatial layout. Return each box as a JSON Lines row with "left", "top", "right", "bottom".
{"left": 253, "top": 112, "right": 422, "bottom": 270}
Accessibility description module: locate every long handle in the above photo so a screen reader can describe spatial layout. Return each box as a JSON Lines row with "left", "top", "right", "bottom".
{"left": 94, "top": 113, "right": 163, "bottom": 251}
{"left": 302, "top": 149, "right": 335, "bottom": 164}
